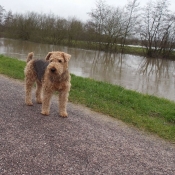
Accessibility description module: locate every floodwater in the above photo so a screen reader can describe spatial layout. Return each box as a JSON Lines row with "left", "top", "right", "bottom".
{"left": 1, "top": 38, "right": 175, "bottom": 101}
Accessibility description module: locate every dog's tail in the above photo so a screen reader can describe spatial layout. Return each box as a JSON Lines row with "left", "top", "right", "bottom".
{"left": 27, "top": 52, "right": 34, "bottom": 63}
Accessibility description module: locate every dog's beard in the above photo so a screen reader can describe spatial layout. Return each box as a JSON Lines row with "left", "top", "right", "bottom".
{"left": 49, "top": 70, "right": 69, "bottom": 83}
{"left": 49, "top": 73, "right": 62, "bottom": 83}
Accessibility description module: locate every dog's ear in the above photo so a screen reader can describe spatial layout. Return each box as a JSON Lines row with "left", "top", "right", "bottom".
{"left": 62, "top": 52, "right": 71, "bottom": 62}
{"left": 45, "top": 52, "right": 53, "bottom": 60}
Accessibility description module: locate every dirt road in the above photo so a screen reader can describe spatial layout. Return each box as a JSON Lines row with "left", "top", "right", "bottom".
{"left": 0, "top": 75, "right": 175, "bottom": 175}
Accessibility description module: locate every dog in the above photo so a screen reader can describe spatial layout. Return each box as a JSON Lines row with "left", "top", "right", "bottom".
{"left": 24, "top": 51, "right": 71, "bottom": 117}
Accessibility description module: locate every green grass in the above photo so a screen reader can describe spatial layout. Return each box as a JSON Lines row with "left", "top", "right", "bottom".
{"left": 0, "top": 55, "right": 25, "bottom": 79}
{"left": 0, "top": 55, "right": 175, "bottom": 142}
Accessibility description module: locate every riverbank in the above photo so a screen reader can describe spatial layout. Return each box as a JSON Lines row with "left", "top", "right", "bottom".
{"left": 3, "top": 37, "right": 175, "bottom": 59}
{"left": 31, "top": 37, "right": 175, "bottom": 59}
{"left": 0, "top": 55, "right": 175, "bottom": 142}
{"left": 19, "top": 38, "right": 175, "bottom": 59}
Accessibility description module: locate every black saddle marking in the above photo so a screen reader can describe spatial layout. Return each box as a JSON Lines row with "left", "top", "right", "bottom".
{"left": 33, "top": 60, "right": 49, "bottom": 82}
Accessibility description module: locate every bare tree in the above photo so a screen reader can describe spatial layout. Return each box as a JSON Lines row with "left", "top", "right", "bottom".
{"left": 140, "top": 0, "right": 175, "bottom": 58}
{"left": 158, "top": 14, "right": 175, "bottom": 57}
{"left": 88, "top": 0, "right": 109, "bottom": 50}
{"left": 4, "top": 11, "right": 13, "bottom": 26}
{"left": 88, "top": 0, "right": 125, "bottom": 52}
{"left": 66, "top": 17, "right": 84, "bottom": 45}
{"left": 0, "top": 5, "right": 5, "bottom": 35}
{"left": 102, "top": 7, "right": 123, "bottom": 52}
{"left": 0, "top": 5, "right": 5, "bottom": 25}
{"left": 121, "top": 0, "right": 140, "bottom": 53}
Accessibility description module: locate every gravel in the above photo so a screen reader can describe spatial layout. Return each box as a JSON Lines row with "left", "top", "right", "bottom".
{"left": 0, "top": 75, "right": 175, "bottom": 175}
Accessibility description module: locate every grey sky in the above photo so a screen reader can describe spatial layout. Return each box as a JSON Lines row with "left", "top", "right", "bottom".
{"left": 0, "top": 0, "right": 175, "bottom": 21}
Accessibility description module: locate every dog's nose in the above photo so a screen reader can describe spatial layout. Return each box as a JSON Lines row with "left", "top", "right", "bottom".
{"left": 51, "top": 67, "right": 56, "bottom": 72}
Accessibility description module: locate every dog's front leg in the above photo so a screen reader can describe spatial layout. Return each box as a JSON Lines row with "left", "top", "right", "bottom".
{"left": 59, "top": 90, "right": 69, "bottom": 117}
{"left": 41, "top": 89, "right": 53, "bottom": 116}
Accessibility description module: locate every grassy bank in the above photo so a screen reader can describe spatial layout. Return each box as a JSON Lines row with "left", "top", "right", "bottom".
{"left": 0, "top": 55, "right": 175, "bottom": 142}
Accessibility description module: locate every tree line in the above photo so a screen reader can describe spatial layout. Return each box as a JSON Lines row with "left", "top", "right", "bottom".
{"left": 0, "top": 0, "right": 175, "bottom": 58}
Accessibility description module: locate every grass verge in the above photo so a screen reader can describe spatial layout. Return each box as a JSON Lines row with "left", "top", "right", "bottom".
{"left": 0, "top": 55, "right": 175, "bottom": 142}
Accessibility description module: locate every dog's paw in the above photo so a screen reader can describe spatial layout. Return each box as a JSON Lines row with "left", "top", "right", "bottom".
{"left": 25, "top": 101, "right": 33, "bottom": 106}
{"left": 41, "top": 111, "right": 49, "bottom": 116}
{"left": 59, "top": 112, "right": 68, "bottom": 118}
{"left": 36, "top": 100, "right": 42, "bottom": 104}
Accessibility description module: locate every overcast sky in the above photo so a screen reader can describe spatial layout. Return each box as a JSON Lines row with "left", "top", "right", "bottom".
{"left": 0, "top": 0, "right": 175, "bottom": 21}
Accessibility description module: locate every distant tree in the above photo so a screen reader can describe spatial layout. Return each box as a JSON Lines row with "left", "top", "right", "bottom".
{"left": 158, "top": 14, "right": 175, "bottom": 57}
{"left": 88, "top": 0, "right": 108, "bottom": 50}
{"left": 88, "top": 0, "right": 141, "bottom": 52}
{"left": 84, "top": 20, "right": 96, "bottom": 42}
{"left": 88, "top": 0, "right": 125, "bottom": 52}
{"left": 2, "top": 10, "right": 13, "bottom": 37}
{"left": 121, "top": 0, "right": 140, "bottom": 53}
{"left": 140, "top": 0, "right": 175, "bottom": 58}
{"left": 51, "top": 17, "right": 68, "bottom": 44}
{"left": 0, "top": 5, "right": 5, "bottom": 34}
{"left": 4, "top": 10, "right": 13, "bottom": 26}
{"left": 67, "top": 17, "right": 84, "bottom": 45}
{"left": 0, "top": 5, "right": 5, "bottom": 25}
{"left": 102, "top": 6, "right": 124, "bottom": 52}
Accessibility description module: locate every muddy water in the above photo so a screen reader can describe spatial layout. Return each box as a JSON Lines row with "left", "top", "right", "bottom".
{"left": 1, "top": 38, "right": 175, "bottom": 101}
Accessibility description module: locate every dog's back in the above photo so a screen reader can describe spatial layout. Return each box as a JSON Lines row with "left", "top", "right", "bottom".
{"left": 33, "top": 60, "right": 49, "bottom": 82}
{"left": 26, "top": 52, "right": 49, "bottom": 82}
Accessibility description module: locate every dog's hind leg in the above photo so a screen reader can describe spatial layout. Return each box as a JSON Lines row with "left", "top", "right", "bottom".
{"left": 25, "top": 77, "right": 35, "bottom": 106}
{"left": 36, "top": 81, "right": 42, "bottom": 104}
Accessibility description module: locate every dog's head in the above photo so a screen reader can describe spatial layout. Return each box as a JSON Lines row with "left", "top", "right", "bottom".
{"left": 45, "top": 51, "right": 71, "bottom": 76}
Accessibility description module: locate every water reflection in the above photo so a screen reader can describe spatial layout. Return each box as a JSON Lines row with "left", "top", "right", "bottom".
{"left": 137, "top": 58, "right": 175, "bottom": 100}
{"left": 0, "top": 38, "right": 67, "bottom": 59}
{"left": 0, "top": 38, "right": 175, "bottom": 101}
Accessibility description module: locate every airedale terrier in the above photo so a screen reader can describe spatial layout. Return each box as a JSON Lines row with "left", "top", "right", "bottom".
{"left": 24, "top": 51, "right": 71, "bottom": 117}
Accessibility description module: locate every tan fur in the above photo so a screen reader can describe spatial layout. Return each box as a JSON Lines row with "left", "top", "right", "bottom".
{"left": 24, "top": 51, "right": 71, "bottom": 117}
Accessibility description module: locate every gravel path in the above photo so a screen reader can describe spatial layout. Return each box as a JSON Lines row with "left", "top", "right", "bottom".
{"left": 0, "top": 75, "right": 175, "bottom": 175}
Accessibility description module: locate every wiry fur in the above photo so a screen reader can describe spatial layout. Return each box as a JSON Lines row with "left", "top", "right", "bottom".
{"left": 24, "top": 51, "right": 71, "bottom": 117}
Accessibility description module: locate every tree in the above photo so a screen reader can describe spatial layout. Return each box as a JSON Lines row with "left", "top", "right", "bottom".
{"left": 0, "top": 5, "right": 5, "bottom": 34}
{"left": 102, "top": 7, "right": 123, "bottom": 52}
{"left": 67, "top": 17, "right": 84, "bottom": 45}
{"left": 121, "top": 0, "right": 140, "bottom": 53}
{"left": 88, "top": 0, "right": 124, "bottom": 52}
{"left": 88, "top": 0, "right": 109, "bottom": 50}
{"left": 4, "top": 11, "right": 13, "bottom": 26}
{"left": 0, "top": 5, "right": 5, "bottom": 25}
{"left": 140, "top": 0, "right": 175, "bottom": 58}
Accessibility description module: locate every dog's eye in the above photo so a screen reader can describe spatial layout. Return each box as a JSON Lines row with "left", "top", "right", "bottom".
{"left": 58, "top": 60, "right": 62, "bottom": 63}
{"left": 50, "top": 60, "right": 53, "bottom": 62}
